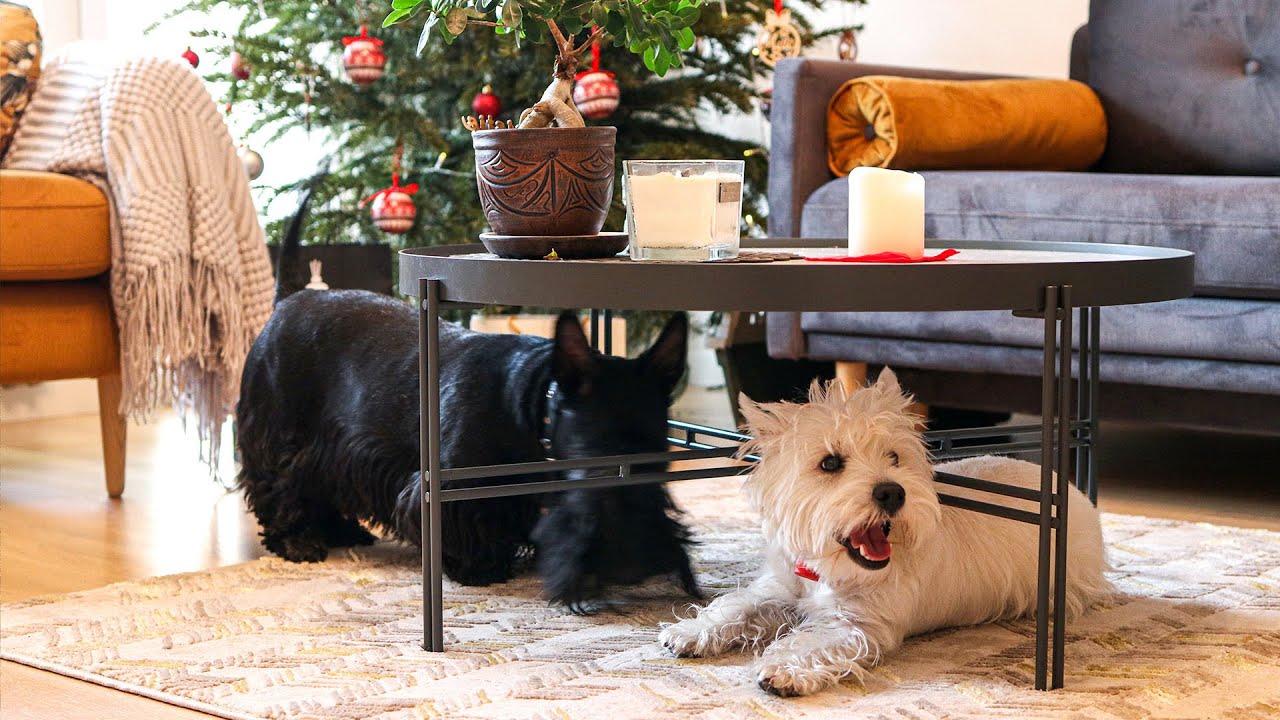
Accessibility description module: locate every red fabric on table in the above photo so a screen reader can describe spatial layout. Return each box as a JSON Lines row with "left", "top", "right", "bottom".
{"left": 807, "top": 248, "right": 959, "bottom": 263}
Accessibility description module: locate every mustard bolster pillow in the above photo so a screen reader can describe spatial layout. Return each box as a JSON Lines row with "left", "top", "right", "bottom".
{"left": 826, "top": 76, "right": 1107, "bottom": 175}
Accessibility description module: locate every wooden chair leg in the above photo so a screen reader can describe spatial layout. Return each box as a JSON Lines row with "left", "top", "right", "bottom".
{"left": 97, "top": 371, "right": 126, "bottom": 498}
{"left": 835, "top": 361, "right": 868, "bottom": 393}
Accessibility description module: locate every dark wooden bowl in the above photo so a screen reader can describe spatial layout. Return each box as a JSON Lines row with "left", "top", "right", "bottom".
{"left": 472, "top": 127, "right": 616, "bottom": 237}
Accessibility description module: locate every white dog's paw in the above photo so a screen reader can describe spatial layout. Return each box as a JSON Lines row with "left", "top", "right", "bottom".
{"left": 755, "top": 662, "right": 838, "bottom": 697}
{"left": 658, "top": 620, "right": 707, "bottom": 658}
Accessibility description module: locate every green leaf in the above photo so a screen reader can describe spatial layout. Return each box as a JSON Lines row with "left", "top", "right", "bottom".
{"left": 643, "top": 43, "right": 658, "bottom": 72}
{"left": 501, "top": 0, "right": 522, "bottom": 29}
{"left": 675, "top": 25, "right": 695, "bottom": 50}
{"left": 392, "top": 0, "right": 422, "bottom": 9}
{"left": 416, "top": 13, "right": 439, "bottom": 54}
{"left": 477, "top": 0, "right": 501, "bottom": 11}
{"left": 383, "top": 8, "right": 412, "bottom": 27}
{"left": 653, "top": 46, "right": 671, "bottom": 76}
{"left": 445, "top": 8, "right": 469, "bottom": 34}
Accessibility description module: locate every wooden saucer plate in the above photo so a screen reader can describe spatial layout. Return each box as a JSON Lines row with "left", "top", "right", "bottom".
{"left": 479, "top": 231, "right": 629, "bottom": 259}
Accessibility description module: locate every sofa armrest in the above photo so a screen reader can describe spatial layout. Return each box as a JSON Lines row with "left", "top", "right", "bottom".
{"left": 767, "top": 58, "right": 1010, "bottom": 238}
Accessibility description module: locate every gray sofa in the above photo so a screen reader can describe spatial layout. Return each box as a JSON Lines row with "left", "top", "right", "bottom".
{"left": 766, "top": 0, "right": 1280, "bottom": 434}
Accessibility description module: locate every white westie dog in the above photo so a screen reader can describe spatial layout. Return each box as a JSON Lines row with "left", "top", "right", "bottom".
{"left": 659, "top": 370, "right": 1112, "bottom": 696}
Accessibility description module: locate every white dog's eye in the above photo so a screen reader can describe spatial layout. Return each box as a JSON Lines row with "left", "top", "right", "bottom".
{"left": 819, "top": 454, "right": 844, "bottom": 473}
{"left": 887, "top": 451, "right": 899, "bottom": 466}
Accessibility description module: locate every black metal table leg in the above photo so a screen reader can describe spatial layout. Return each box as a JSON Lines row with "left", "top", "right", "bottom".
{"left": 1053, "top": 286, "right": 1073, "bottom": 689}
{"left": 1087, "top": 308, "right": 1100, "bottom": 504}
{"left": 419, "top": 278, "right": 445, "bottom": 652}
{"left": 589, "top": 308, "right": 600, "bottom": 350}
{"left": 1035, "top": 286, "right": 1058, "bottom": 691}
{"left": 603, "top": 309, "right": 614, "bottom": 355}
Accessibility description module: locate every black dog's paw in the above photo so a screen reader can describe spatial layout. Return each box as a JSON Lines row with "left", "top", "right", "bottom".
{"left": 322, "top": 519, "right": 377, "bottom": 548}
{"left": 266, "top": 534, "right": 330, "bottom": 563}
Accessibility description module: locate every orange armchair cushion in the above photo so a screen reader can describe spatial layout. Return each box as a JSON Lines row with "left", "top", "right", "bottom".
{"left": 0, "top": 280, "right": 118, "bottom": 383}
{"left": 0, "top": 170, "right": 110, "bottom": 280}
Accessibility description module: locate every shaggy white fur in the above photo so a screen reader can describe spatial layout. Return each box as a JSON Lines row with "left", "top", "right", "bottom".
{"left": 658, "top": 370, "right": 1113, "bottom": 696}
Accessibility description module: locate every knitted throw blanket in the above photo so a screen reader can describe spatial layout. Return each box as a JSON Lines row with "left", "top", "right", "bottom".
{"left": 5, "top": 49, "right": 274, "bottom": 463}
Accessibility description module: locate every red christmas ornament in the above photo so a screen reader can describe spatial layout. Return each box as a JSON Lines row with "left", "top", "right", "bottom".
{"left": 231, "top": 51, "right": 250, "bottom": 80}
{"left": 360, "top": 176, "right": 418, "bottom": 235}
{"left": 182, "top": 46, "right": 200, "bottom": 68}
{"left": 471, "top": 84, "right": 502, "bottom": 118}
{"left": 341, "top": 26, "right": 386, "bottom": 86}
{"left": 573, "top": 39, "right": 619, "bottom": 120}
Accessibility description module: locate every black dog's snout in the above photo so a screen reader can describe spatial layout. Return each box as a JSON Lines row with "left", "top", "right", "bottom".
{"left": 872, "top": 482, "right": 905, "bottom": 515}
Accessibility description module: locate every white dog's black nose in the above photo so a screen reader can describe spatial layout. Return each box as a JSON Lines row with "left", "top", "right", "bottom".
{"left": 873, "top": 482, "right": 905, "bottom": 515}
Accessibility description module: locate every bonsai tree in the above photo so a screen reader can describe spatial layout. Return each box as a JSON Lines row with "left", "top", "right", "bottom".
{"left": 385, "top": 0, "right": 702, "bottom": 128}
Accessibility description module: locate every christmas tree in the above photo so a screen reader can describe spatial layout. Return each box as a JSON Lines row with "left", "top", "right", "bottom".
{"left": 163, "top": 0, "right": 858, "bottom": 250}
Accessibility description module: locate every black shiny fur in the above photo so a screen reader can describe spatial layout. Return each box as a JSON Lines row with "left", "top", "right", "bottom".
{"left": 236, "top": 192, "right": 698, "bottom": 605}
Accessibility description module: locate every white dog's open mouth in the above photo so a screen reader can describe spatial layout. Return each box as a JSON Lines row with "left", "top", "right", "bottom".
{"left": 840, "top": 521, "right": 892, "bottom": 570}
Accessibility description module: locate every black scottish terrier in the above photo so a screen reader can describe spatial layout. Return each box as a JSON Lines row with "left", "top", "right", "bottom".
{"left": 235, "top": 191, "right": 698, "bottom": 606}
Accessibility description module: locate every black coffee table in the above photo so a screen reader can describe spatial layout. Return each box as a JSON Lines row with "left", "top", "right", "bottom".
{"left": 399, "top": 238, "right": 1194, "bottom": 690}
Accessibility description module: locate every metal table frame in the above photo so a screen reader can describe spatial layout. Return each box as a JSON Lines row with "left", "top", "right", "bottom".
{"left": 404, "top": 238, "right": 1193, "bottom": 691}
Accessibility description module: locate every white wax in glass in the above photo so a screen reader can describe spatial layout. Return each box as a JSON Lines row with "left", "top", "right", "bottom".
{"left": 629, "top": 172, "right": 727, "bottom": 248}
{"left": 847, "top": 166, "right": 925, "bottom": 258}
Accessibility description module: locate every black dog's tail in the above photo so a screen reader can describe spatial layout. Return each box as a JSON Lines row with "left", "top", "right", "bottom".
{"left": 274, "top": 161, "right": 331, "bottom": 304}
{"left": 273, "top": 185, "right": 315, "bottom": 304}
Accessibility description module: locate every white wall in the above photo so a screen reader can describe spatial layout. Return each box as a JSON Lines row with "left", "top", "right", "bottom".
{"left": 832, "top": 0, "right": 1089, "bottom": 78}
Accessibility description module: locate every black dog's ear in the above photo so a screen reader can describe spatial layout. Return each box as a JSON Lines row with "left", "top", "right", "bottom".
{"left": 553, "top": 311, "right": 598, "bottom": 395}
{"left": 639, "top": 312, "right": 688, "bottom": 395}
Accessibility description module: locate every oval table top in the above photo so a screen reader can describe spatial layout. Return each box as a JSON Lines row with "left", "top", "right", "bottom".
{"left": 398, "top": 238, "right": 1194, "bottom": 313}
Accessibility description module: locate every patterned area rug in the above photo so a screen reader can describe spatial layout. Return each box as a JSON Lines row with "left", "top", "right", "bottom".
{"left": 3, "top": 476, "right": 1278, "bottom": 720}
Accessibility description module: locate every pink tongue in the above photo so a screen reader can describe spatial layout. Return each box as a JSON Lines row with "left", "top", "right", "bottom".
{"left": 854, "top": 524, "right": 891, "bottom": 561}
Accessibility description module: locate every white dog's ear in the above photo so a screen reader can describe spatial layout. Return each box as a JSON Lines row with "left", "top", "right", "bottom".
{"left": 738, "top": 393, "right": 797, "bottom": 437}
{"left": 874, "top": 367, "right": 902, "bottom": 395}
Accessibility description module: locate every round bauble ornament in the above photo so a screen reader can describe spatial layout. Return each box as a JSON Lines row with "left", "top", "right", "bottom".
{"left": 231, "top": 51, "right": 250, "bottom": 80}
{"left": 573, "top": 70, "right": 620, "bottom": 120}
{"left": 238, "top": 145, "right": 264, "bottom": 180}
{"left": 341, "top": 26, "right": 386, "bottom": 86}
{"left": 370, "top": 190, "right": 416, "bottom": 234}
{"left": 471, "top": 84, "right": 502, "bottom": 118}
{"left": 361, "top": 176, "right": 419, "bottom": 235}
{"left": 182, "top": 46, "right": 200, "bottom": 68}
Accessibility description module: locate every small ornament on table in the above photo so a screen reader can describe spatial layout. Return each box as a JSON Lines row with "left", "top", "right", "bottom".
{"left": 573, "top": 36, "right": 620, "bottom": 120}
{"left": 359, "top": 145, "right": 418, "bottom": 234}
{"left": 342, "top": 26, "right": 386, "bottom": 86}
{"left": 756, "top": 0, "right": 802, "bottom": 67}
{"left": 182, "top": 46, "right": 200, "bottom": 68}
{"left": 472, "top": 84, "right": 502, "bottom": 118}
{"left": 238, "top": 144, "right": 264, "bottom": 180}
{"left": 305, "top": 260, "right": 329, "bottom": 290}
{"left": 230, "top": 51, "right": 250, "bottom": 80}
{"left": 837, "top": 29, "right": 858, "bottom": 61}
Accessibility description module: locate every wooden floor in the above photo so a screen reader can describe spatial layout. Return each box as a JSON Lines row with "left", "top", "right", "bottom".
{"left": 2, "top": 397, "right": 1278, "bottom": 719}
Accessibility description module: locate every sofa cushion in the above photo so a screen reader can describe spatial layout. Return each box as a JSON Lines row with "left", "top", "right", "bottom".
{"left": 800, "top": 297, "right": 1280, "bottom": 365}
{"left": 799, "top": 171, "right": 1280, "bottom": 299}
{"left": 0, "top": 2, "right": 41, "bottom": 161}
{"left": 0, "top": 169, "right": 110, "bottom": 280}
{"left": 800, "top": 333, "right": 1280, "bottom": 397}
{"left": 0, "top": 279, "right": 118, "bottom": 383}
{"left": 826, "top": 76, "right": 1106, "bottom": 174}
{"left": 1088, "top": 0, "right": 1280, "bottom": 175}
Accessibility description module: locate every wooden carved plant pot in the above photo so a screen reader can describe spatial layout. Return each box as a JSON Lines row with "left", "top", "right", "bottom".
{"left": 472, "top": 126, "right": 616, "bottom": 237}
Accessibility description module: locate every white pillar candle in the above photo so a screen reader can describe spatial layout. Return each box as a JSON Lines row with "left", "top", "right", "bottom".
{"left": 628, "top": 172, "right": 719, "bottom": 248}
{"left": 847, "top": 167, "right": 925, "bottom": 258}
